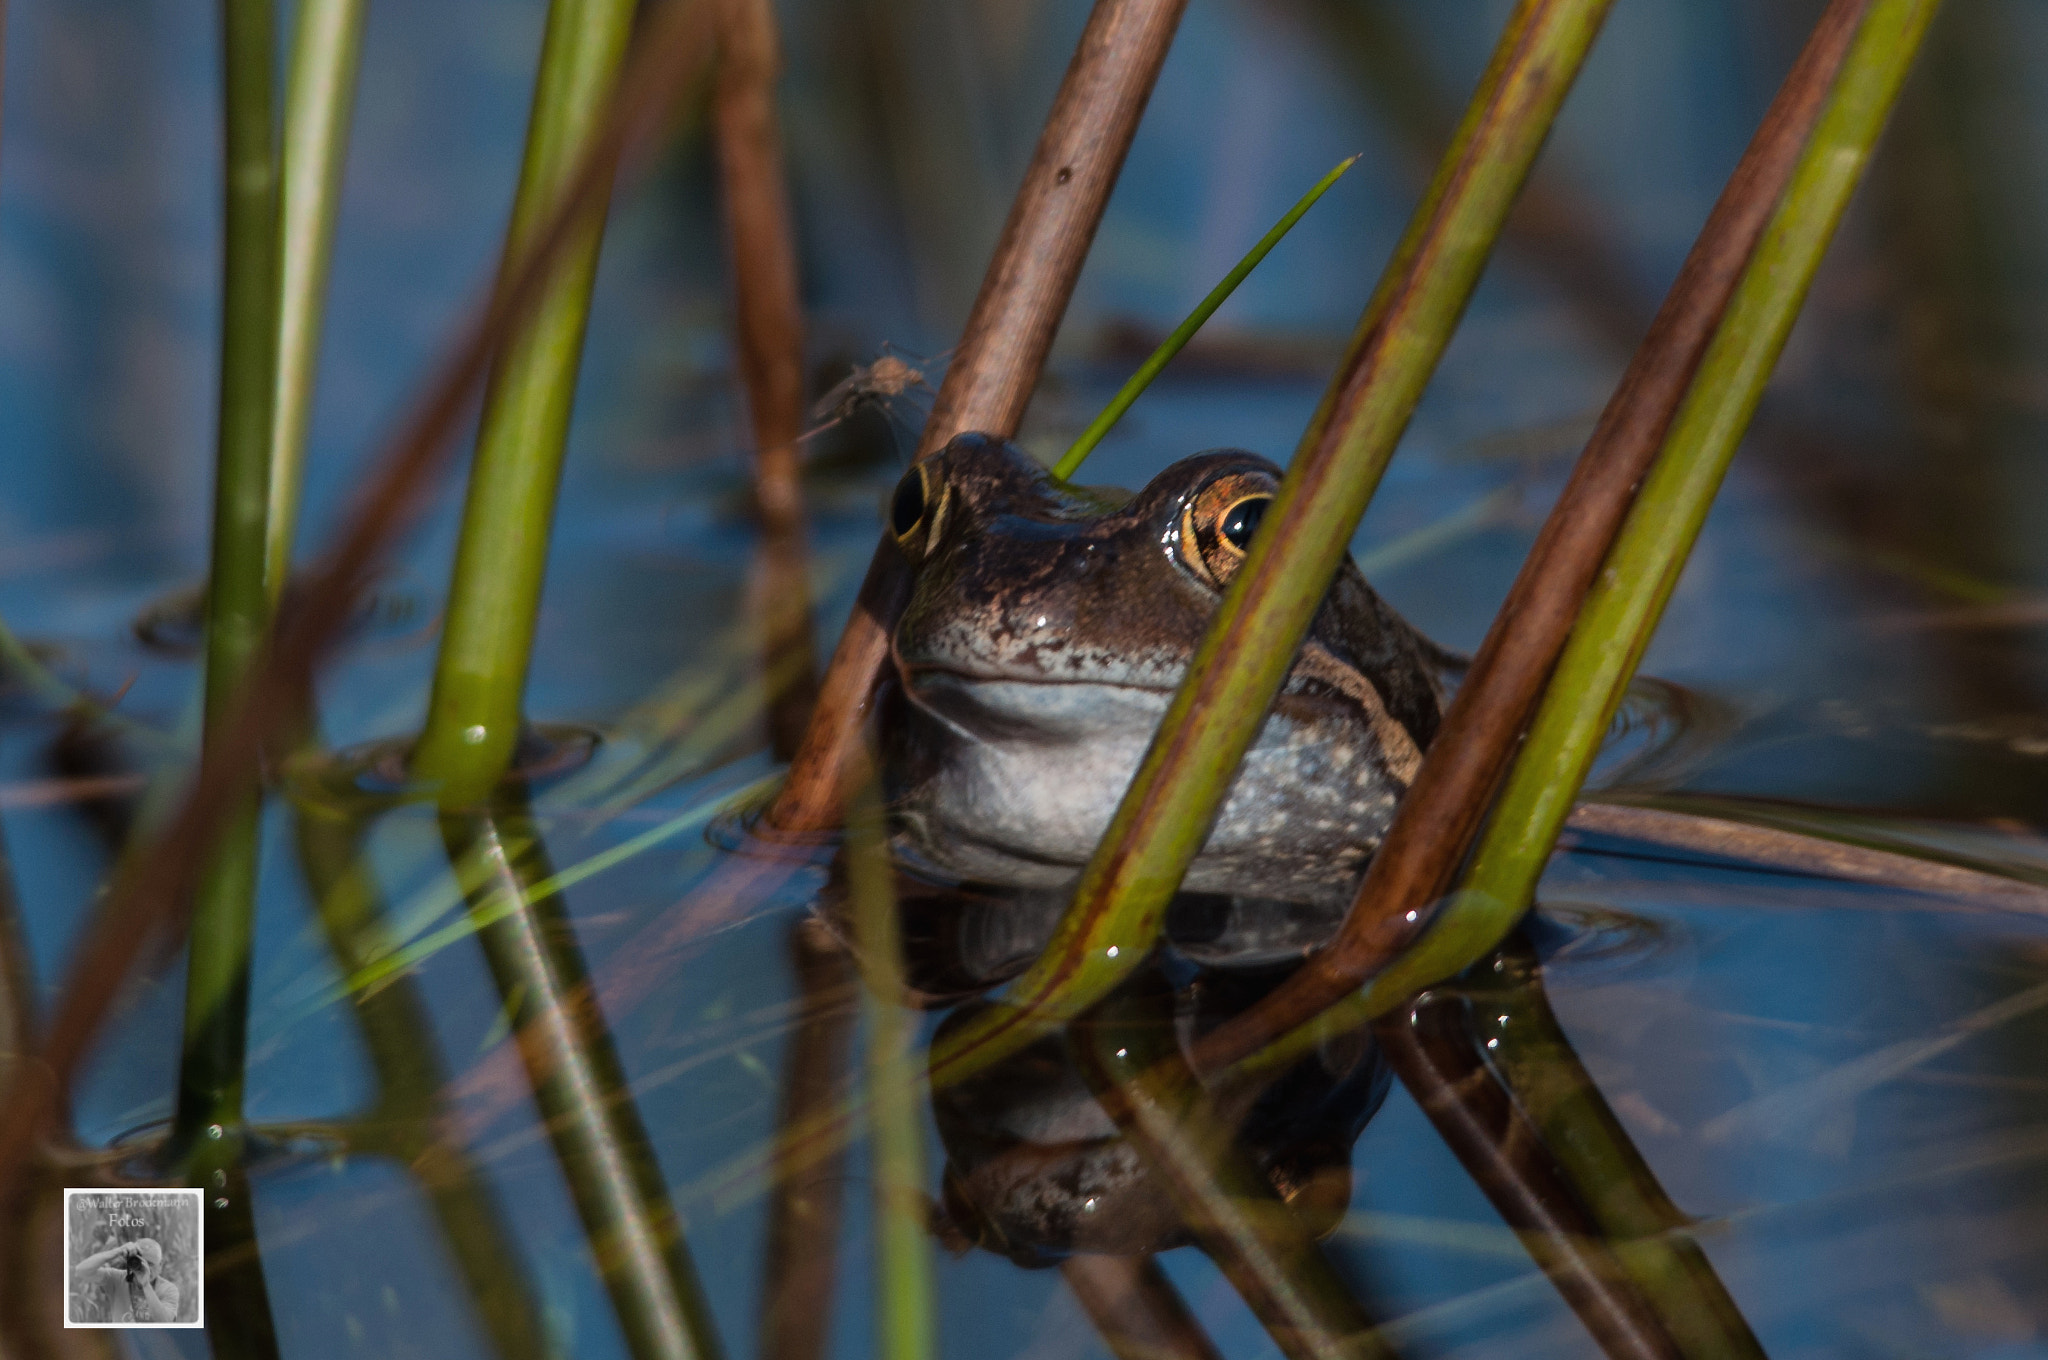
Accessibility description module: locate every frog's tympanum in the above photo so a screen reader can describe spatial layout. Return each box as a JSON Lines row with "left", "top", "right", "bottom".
{"left": 880, "top": 433, "right": 1448, "bottom": 980}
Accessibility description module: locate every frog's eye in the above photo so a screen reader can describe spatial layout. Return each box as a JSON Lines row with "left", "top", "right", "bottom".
{"left": 1220, "top": 496, "right": 1269, "bottom": 550}
{"left": 1178, "top": 470, "right": 1279, "bottom": 587}
{"left": 890, "top": 467, "right": 926, "bottom": 536}
{"left": 888, "top": 461, "right": 949, "bottom": 559}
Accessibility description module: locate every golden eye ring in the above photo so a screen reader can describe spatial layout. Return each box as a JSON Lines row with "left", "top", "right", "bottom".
{"left": 1177, "top": 470, "right": 1278, "bottom": 587}
{"left": 1216, "top": 494, "right": 1269, "bottom": 554}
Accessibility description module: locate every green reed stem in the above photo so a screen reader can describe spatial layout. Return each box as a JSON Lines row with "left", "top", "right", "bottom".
{"left": 1234, "top": 0, "right": 1943, "bottom": 1075}
{"left": 1051, "top": 155, "right": 1359, "bottom": 480}
{"left": 1459, "top": 0, "right": 1939, "bottom": 921}
{"left": 174, "top": 0, "right": 281, "bottom": 1155}
{"left": 924, "top": 0, "right": 1615, "bottom": 1093}
{"left": 411, "top": 0, "right": 637, "bottom": 805}
{"left": 264, "top": 0, "right": 368, "bottom": 604}
{"left": 847, "top": 777, "right": 937, "bottom": 1360}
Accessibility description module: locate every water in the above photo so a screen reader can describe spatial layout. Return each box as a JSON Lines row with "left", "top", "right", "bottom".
{"left": 4, "top": 0, "right": 2048, "bottom": 1355}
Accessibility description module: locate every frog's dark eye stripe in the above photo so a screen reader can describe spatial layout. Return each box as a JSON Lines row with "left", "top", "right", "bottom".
{"left": 889, "top": 461, "right": 949, "bottom": 559}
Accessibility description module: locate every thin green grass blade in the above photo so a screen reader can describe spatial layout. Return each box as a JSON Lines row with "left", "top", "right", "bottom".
{"left": 411, "top": 0, "right": 638, "bottom": 805}
{"left": 1232, "top": 0, "right": 1945, "bottom": 1078}
{"left": 1051, "top": 155, "right": 1359, "bottom": 481}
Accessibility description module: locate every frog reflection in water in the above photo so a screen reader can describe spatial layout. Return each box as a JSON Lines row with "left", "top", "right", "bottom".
{"left": 880, "top": 431, "right": 1451, "bottom": 982}
{"left": 869, "top": 433, "right": 1441, "bottom": 1264}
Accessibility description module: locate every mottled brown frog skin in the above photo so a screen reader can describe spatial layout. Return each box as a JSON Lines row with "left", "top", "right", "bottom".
{"left": 881, "top": 433, "right": 1446, "bottom": 961}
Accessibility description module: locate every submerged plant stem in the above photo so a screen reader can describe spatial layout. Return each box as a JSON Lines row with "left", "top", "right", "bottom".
{"left": 1060, "top": 1255, "right": 1226, "bottom": 1360}
{"left": 445, "top": 801, "right": 723, "bottom": 1360}
{"left": 1373, "top": 1000, "right": 1683, "bottom": 1360}
{"left": 294, "top": 804, "right": 551, "bottom": 1360}
{"left": 756, "top": 919, "right": 860, "bottom": 1360}
{"left": 846, "top": 777, "right": 936, "bottom": 1360}
{"left": 1472, "top": 936, "right": 1762, "bottom": 1360}
{"left": 412, "top": 0, "right": 638, "bottom": 804}
{"left": 265, "top": 0, "right": 367, "bottom": 603}
{"left": 1075, "top": 984, "right": 1395, "bottom": 1360}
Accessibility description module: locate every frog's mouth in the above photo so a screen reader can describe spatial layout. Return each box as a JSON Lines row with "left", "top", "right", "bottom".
{"left": 899, "top": 665, "right": 1172, "bottom": 745}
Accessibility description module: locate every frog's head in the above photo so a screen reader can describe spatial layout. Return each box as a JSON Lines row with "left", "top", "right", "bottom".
{"left": 880, "top": 433, "right": 1446, "bottom": 930}
{"left": 890, "top": 431, "right": 1288, "bottom": 701}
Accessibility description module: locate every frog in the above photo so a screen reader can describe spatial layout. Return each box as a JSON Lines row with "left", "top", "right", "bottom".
{"left": 877, "top": 432, "right": 1450, "bottom": 980}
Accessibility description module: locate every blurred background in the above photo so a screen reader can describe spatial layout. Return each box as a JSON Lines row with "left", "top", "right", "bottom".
{"left": 3, "top": 0, "right": 2048, "bottom": 1356}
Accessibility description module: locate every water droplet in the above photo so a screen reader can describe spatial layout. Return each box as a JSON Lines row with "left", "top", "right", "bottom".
{"left": 206, "top": 1124, "right": 223, "bottom": 1140}
{"left": 212, "top": 1197, "right": 229, "bottom": 1211}
{"left": 1105, "top": 945, "right": 1119, "bottom": 959}
{"left": 1115, "top": 1048, "right": 1128, "bottom": 1060}
{"left": 463, "top": 724, "right": 487, "bottom": 745}
{"left": 211, "top": 1170, "right": 226, "bottom": 1189}
{"left": 1485, "top": 1038, "right": 1499, "bottom": 1050}
{"left": 1498, "top": 1015, "right": 1509, "bottom": 1027}
{"left": 1082, "top": 1196, "right": 1098, "bottom": 1211}
{"left": 1404, "top": 910, "right": 1417, "bottom": 923}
